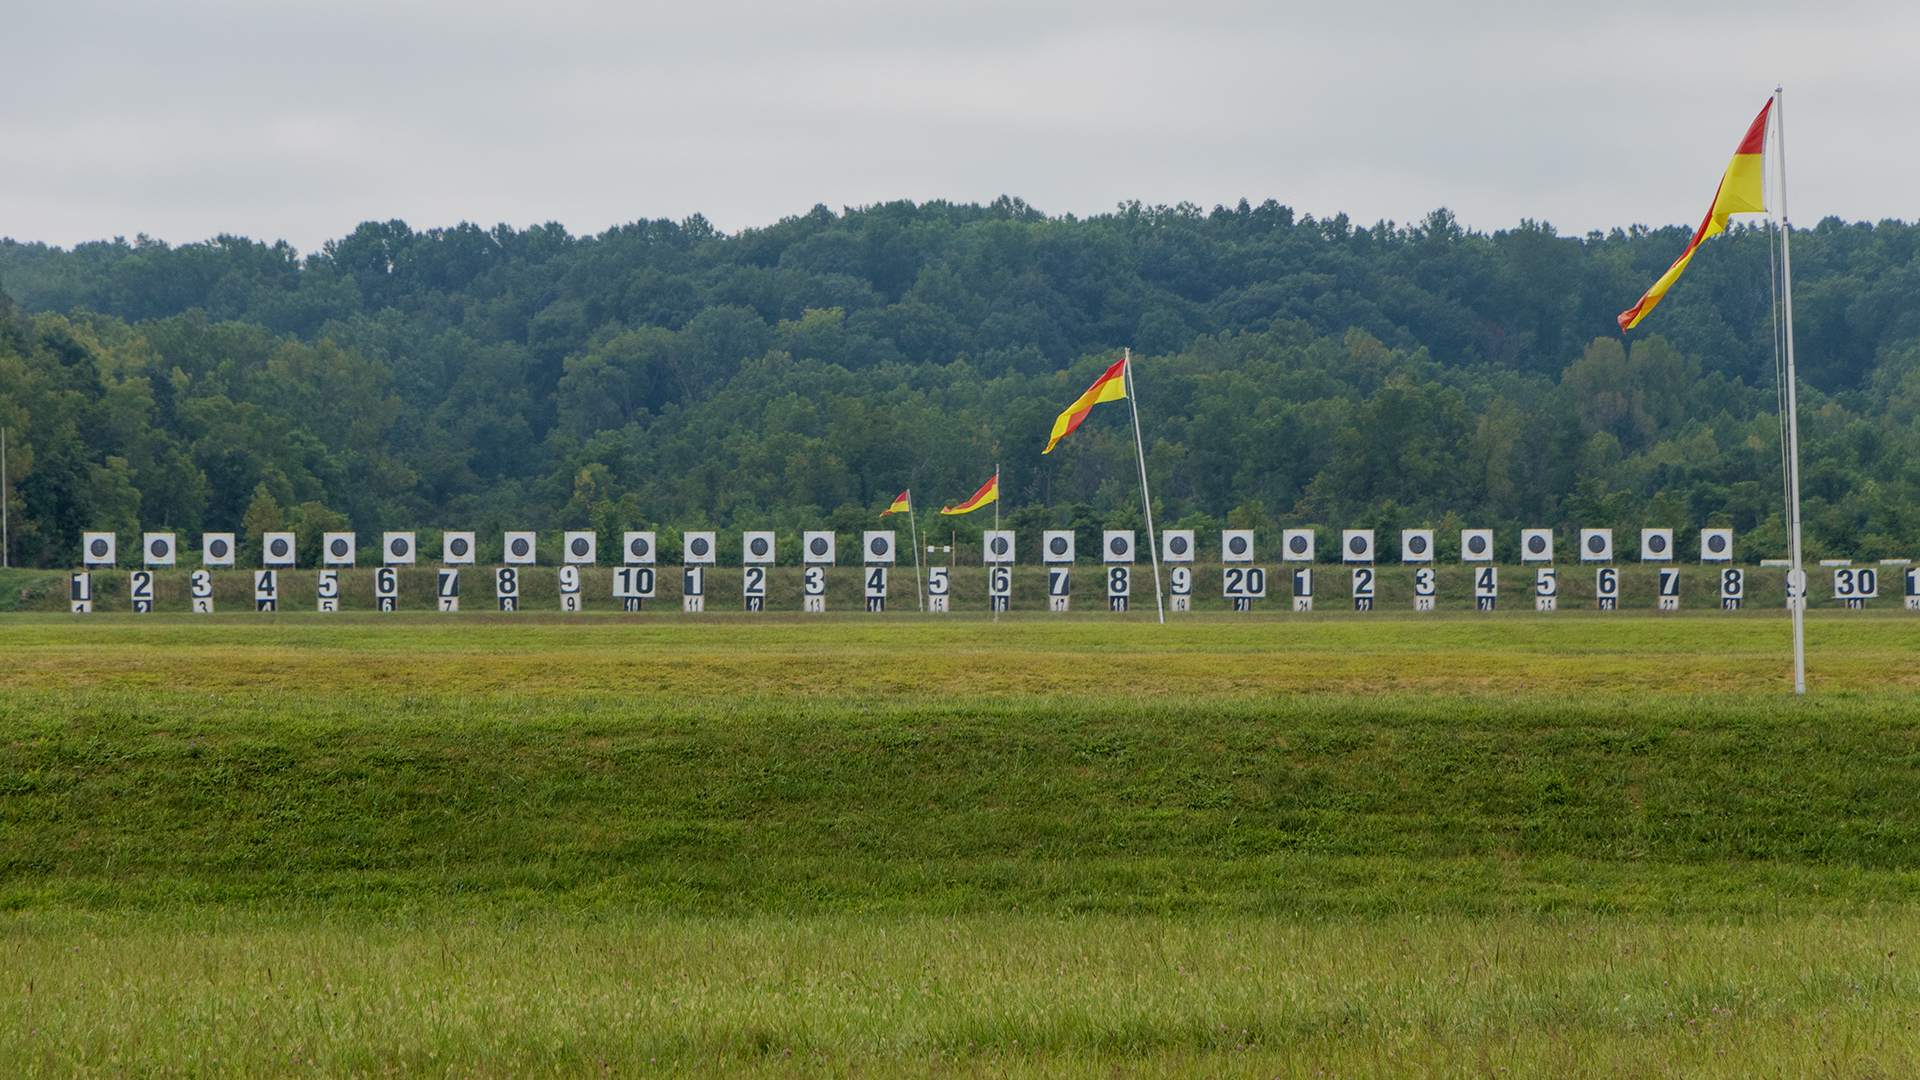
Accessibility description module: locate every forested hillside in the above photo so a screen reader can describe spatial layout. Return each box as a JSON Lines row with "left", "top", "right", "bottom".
{"left": 4, "top": 198, "right": 1919, "bottom": 567}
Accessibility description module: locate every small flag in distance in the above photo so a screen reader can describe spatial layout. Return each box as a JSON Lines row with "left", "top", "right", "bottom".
{"left": 1043, "top": 357, "right": 1128, "bottom": 454}
{"left": 881, "top": 490, "right": 911, "bottom": 514}
{"left": 941, "top": 474, "right": 998, "bottom": 515}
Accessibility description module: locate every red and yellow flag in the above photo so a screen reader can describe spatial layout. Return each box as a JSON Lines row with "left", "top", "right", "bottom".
{"left": 881, "top": 490, "right": 912, "bottom": 515}
{"left": 1043, "top": 357, "right": 1128, "bottom": 454}
{"left": 940, "top": 475, "right": 998, "bottom": 515}
{"left": 1618, "top": 100, "right": 1771, "bottom": 330}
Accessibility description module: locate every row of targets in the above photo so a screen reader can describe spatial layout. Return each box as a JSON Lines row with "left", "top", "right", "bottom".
{"left": 66, "top": 528, "right": 1916, "bottom": 614}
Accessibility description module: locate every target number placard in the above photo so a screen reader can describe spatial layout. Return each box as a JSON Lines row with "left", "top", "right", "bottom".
{"left": 1473, "top": 566, "right": 1498, "bottom": 610}
{"left": 1413, "top": 567, "right": 1436, "bottom": 611}
{"left": 1350, "top": 566, "right": 1374, "bottom": 610}
{"left": 1107, "top": 565, "right": 1130, "bottom": 611}
{"left": 190, "top": 569, "right": 214, "bottom": 613}
{"left": 1287, "top": 567, "right": 1309, "bottom": 612}
{"left": 1721, "top": 567, "right": 1745, "bottom": 609}
{"left": 70, "top": 572, "right": 93, "bottom": 612}
{"left": 1907, "top": 567, "right": 1920, "bottom": 611}
{"left": 437, "top": 568, "right": 460, "bottom": 612}
{"left": 614, "top": 566, "right": 656, "bottom": 611}
{"left": 1047, "top": 566, "right": 1071, "bottom": 611}
{"left": 316, "top": 569, "right": 340, "bottom": 612}
{"left": 1833, "top": 567, "right": 1878, "bottom": 609}
{"left": 1657, "top": 567, "right": 1681, "bottom": 610}
{"left": 927, "top": 566, "right": 951, "bottom": 613}
{"left": 130, "top": 569, "right": 155, "bottom": 613}
{"left": 495, "top": 567, "right": 520, "bottom": 611}
{"left": 1595, "top": 567, "right": 1619, "bottom": 609}
{"left": 1534, "top": 567, "right": 1557, "bottom": 611}
{"left": 865, "top": 566, "right": 888, "bottom": 611}
{"left": 376, "top": 567, "right": 399, "bottom": 611}
{"left": 1169, "top": 565, "right": 1193, "bottom": 611}
{"left": 559, "top": 564, "right": 583, "bottom": 612}
{"left": 254, "top": 569, "right": 279, "bottom": 611}
{"left": 988, "top": 564, "right": 1012, "bottom": 611}
{"left": 682, "top": 565, "right": 706, "bottom": 613}
{"left": 743, "top": 565, "right": 767, "bottom": 611}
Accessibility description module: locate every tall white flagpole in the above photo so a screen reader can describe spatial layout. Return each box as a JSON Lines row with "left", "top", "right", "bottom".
{"left": 992, "top": 463, "right": 1000, "bottom": 625}
{"left": 1776, "top": 86, "right": 1807, "bottom": 694}
{"left": 1122, "top": 348, "right": 1166, "bottom": 624}
{"left": 2, "top": 427, "right": 8, "bottom": 569}
{"left": 909, "top": 491, "right": 924, "bottom": 612}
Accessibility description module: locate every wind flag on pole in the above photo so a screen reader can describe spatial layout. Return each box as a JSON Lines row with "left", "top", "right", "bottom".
{"left": 881, "top": 490, "right": 912, "bottom": 515}
{"left": 1042, "top": 357, "right": 1128, "bottom": 453}
{"left": 940, "top": 475, "right": 998, "bottom": 515}
{"left": 1617, "top": 101, "right": 1772, "bottom": 330}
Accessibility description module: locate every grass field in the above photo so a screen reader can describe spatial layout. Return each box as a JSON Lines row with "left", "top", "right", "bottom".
{"left": 4, "top": 610, "right": 1919, "bottom": 1076}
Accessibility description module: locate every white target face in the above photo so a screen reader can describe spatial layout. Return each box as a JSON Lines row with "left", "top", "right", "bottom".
{"left": 1281, "top": 529, "right": 1312, "bottom": 562}
{"left": 320, "top": 532, "right": 355, "bottom": 567}
{"left": 1580, "top": 528, "right": 1613, "bottom": 563}
{"left": 1161, "top": 529, "right": 1195, "bottom": 563}
{"left": 1043, "top": 530, "right": 1075, "bottom": 564}
{"left": 1640, "top": 528, "right": 1674, "bottom": 563}
{"left": 82, "top": 531, "right": 117, "bottom": 567}
{"left": 1699, "top": 528, "right": 1733, "bottom": 563}
{"left": 1520, "top": 529, "right": 1554, "bottom": 562}
{"left": 803, "top": 531, "right": 836, "bottom": 565}
{"left": 503, "top": 531, "right": 537, "bottom": 565}
{"left": 1342, "top": 530, "right": 1374, "bottom": 564}
{"left": 564, "top": 531, "right": 597, "bottom": 565}
{"left": 384, "top": 532, "right": 417, "bottom": 565}
{"left": 201, "top": 532, "right": 236, "bottom": 567}
{"left": 442, "top": 531, "right": 476, "bottom": 565}
{"left": 1225, "top": 529, "right": 1259, "bottom": 563}
{"left": 1400, "top": 529, "right": 1434, "bottom": 563}
{"left": 262, "top": 532, "right": 296, "bottom": 567}
{"left": 743, "top": 531, "right": 776, "bottom": 564}
{"left": 1103, "top": 530, "right": 1134, "bottom": 563}
{"left": 863, "top": 531, "right": 896, "bottom": 565}
{"left": 683, "top": 531, "right": 717, "bottom": 565}
{"left": 624, "top": 531, "right": 657, "bottom": 564}
{"left": 982, "top": 530, "right": 1016, "bottom": 564}
{"left": 1460, "top": 529, "right": 1494, "bottom": 562}
{"left": 143, "top": 532, "right": 177, "bottom": 566}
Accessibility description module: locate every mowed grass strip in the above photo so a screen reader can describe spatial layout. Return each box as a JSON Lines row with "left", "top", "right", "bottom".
{"left": 5, "top": 689, "right": 1920, "bottom": 913}
{"left": 3, "top": 611, "right": 1918, "bottom": 695}
{"left": 5, "top": 909, "right": 1920, "bottom": 1078}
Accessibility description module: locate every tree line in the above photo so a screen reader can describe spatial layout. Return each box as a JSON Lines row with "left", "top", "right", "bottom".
{"left": 3, "top": 197, "right": 1919, "bottom": 568}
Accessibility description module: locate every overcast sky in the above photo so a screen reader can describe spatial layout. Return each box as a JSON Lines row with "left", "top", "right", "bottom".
{"left": 3, "top": 0, "right": 1914, "bottom": 254}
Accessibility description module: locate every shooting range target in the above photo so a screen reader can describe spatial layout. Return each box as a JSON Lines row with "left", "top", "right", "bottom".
{"left": 743, "top": 531, "right": 776, "bottom": 564}
{"left": 1400, "top": 529, "right": 1434, "bottom": 563}
{"left": 1169, "top": 564, "right": 1193, "bottom": 611}
{"left": 130, "top": 569, "right": 154, "bottom": 613}
{"left": 1700, "top": 528, "right": 1733, "bottom": 563}
{"left": 1721, "top": 567, "right": 1745, "bottom": 609}
{"left": 864, "top": 531, "right": 896, "bottom": 565}
{"left": 1460, "top": 529, "right": 1494, "bottom": 562}
{"left": 927, "top": 566, "right": 951, "bottom": 613}
{"left": 983, "top": 530, "right": 1016, "bottom": 564}
{"left": 316, "top": 568, "right": 340, "bottom": 612}
{"left": 1343, "top": 529, "right": 1375, "bottom": 564}
{"left": 1047, "top": 564, "right": 1071, "bottom": 612}
{"left": 495, "top": 566, "right": 520, "bottom": 611}
{"left": 1350, "top": 566, "right": 1375, "bottom": 610}
{"left": 437, "top": 568, "right": 460, "bottom": 612}
{"left": 559, "top": 564, "right": 583, "bottom": 612}
{"left": 201, "top": 532, "right": 236, "bottom": 567}
{"left": 564, "top": 531, "right": 597, "bottom": 565}
{"left": 143, "top": 532, "right": 177, "bottom": 567}
{"left": 503, "top": 531, "right": 537, "bottom": 565}
{"left": 1580, "top": 528, "right": 1613, "bottom": 563}
{"left": 1223, "top": 529, "right": 1256, "bottom": 563}
{"left": 323, "top": 532, "right": 356, "bottom": 567}
{"left": 1162, "top": 529, "right": 1194, "bottom": 563}
{"left": 384, "top": 532, "right": 417, "bottom": 565}
{"left": 1832, "top": 566, "right": 1878, "bottom": 609}
{"left": 803, "top": 531, "right": 836, "bottom": 565}
{"left": 1043, "top": 530, "right": 1075, "bottom": 564}
{"left": 1595, "top": 566, "right": 1619, "bottom": 609}
{"left": 683, "top": 531, "right": 717, "bottom": 565}
{"left": 1280, "top": 529, "right": 1311, "bottom": 562}
{"left": 1520, "top": 528, "right": 1553, "bottom": 563}
{"left": 263, "top": 532, "right": 296, "bottom": 568}
{"left": 376, "top": 566, "right": 400, "bottom": 611}
{"left": 1640, "top": 528, "right": 1674, "bottom": 562}
{"left": 614, "top": 565, "right": 656, "bottom": 611}
{"left": 1657, "top": 567, "right": 1681, "bottom": 609}
{"left": 70, "top": 572, "right": 92, "bottom": 612}
{"left": 254, "top": 569, "right": 279, "bottom": 611}
{"left": 1412, "top": 566, "right": 1436, "bottom": 610}
{"left": 624, "top": 531, "right": 657, "bottom": 564}
{"left": 1104, "top": 530, "right": 1135, "bottom": 563}
{"left": 82, "top": 531, "right": 116, "bottom": 567}
{"left": 190, "top": 568, "right": 214, "bottom": 613}
{"left": 987, "top": 561, "right": 1012, "bottom": 612}
{"left": 1286, "top": 566, "right": 1308, "bottom": 612}
{"left": 1473, "top": 566, "right": 1498, "bottom": 610}
{"left": 442, "top": 531, "right": 476, "bottom": 565}
{"left": 865, "top": 565, "right": 889, "bottom": 611}
{"left": 1534, "top": 567, "right": 1558, "bottom": 611}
